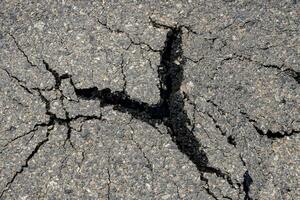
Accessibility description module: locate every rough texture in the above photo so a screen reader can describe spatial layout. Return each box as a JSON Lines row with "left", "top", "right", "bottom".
{"left": 0, "top": 0, "right": 299, "bottom": 199}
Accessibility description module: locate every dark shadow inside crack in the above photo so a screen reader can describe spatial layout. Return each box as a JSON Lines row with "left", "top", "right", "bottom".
{"left": 1, "top": 26, "right": 238, "bottom": 199}
{"left": 284, "top": 68, "right": 300, "bottom": 84}
{"left": 75, "top": 87, "right": 164, "bottom": 124}
{"left": 74, "top": 27, "right": 233, "bottom": 183}
{"left": 158, "top": 27, "right": 211, "bottom": 170}
{"left": 243, "top": 170, "right": 253, "bottom": 200}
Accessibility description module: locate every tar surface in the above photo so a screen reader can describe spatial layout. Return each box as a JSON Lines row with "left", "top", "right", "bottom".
{"left": 0, "top": 1, "right": 299, "bottom": 199}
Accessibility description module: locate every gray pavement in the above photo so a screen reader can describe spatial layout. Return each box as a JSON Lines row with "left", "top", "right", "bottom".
{"left": 0, "top": 0, "right": 299, "bottom": 199}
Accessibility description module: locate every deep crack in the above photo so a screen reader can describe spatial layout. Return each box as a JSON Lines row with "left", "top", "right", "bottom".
{"left": 0, "top": 18, "right": 252, "bottom": 198}
{"left": 74, "top": 27, "right": 234, "bottom": 186}
{"left": 252, "top": 124, "right": 299, "bottom": 139}
{"left": 3, "top": 23, "right": 236, "bottom": 196}
{"left": 243, "top": 170, "right": 253, "bottom": 200}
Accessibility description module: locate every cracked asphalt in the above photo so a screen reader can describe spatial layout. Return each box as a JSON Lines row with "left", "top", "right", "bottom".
{"left": 0, "top": 1, "right": 299, "bottom": 199}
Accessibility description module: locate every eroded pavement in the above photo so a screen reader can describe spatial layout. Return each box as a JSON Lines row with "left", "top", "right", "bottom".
{"left": 0, "top": 1, "right": 299, "bottom": 199}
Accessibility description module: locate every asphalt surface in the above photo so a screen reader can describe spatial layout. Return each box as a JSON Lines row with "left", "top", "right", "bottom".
{"left": 0, "top": 1, "right": 299, "bottom": 199}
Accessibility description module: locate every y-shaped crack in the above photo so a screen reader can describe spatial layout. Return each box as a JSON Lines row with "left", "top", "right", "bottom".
{"left": 4, "top": 24, "right": 236, "bottom": 197}
{"left": 74, "top": 26, "right": 234, "bottom": 187}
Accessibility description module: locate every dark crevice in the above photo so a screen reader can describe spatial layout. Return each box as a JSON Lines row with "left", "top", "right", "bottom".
{"left": 42, "top": 60, "right": 71, "bottom": 90}
{"left": 75, "top": 87, "right": 164, "bottom": 124}
{"left": 227, "top": 135, "right": 237, "bottom": 146}
{"left": 240, "top": 111, "right": 299, "bottom": 139}
{"left": 4, "top": 16, "right": 298, "bottom": 198}
{"left": 4, "top": 24, "right": 236, "bottom": 193}
{"left": 74, "top": 27, "right": 234, "bottom": 186}
{"left": 243, "top": 171, "right": 253, "bottom": 200}
{"left": 253, "top": 125, "right": 298, "bottom": 139}
{"left": 284, "top": 68, "right": 300, "bottom": 84}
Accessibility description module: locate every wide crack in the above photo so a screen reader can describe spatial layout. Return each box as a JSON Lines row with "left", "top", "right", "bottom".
{"left": 243, "top": 170, "right": 253, "bottom": 200}
{"left": 3, "top": 26, "right": 237, "bottom": 197}
{"left": 74, "top": 27, "right": 234, "bottom": 186}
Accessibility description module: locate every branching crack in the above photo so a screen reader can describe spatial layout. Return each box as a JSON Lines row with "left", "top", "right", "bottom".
{"left": 42, "top": 60, "right": 71, "bottom": 90}
{"left": 74, "top": 26, "right": 235, "bottom": 187}
{"left": 1, "top": 122, "right": 49, "bottom": 150}
{"left": 97, "top": 19, "right": 161, "bottom": 52}
{"left": 0, "top": 126, "right": 53, "bottom": 198}
{"left": 36, "top": 61, "right": 103, "bottom": 148}
{"left": 2, "top": 67, "right": 102, "bottom": 149}
{"left": 0, "top": 73, "right": 104, "bottom": 196}
{"left": 4, "top": 22, "right": 239, "bottom": 195}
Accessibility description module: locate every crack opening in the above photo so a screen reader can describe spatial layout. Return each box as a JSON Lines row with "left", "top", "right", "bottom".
{"left": 73, "top": 27, "right": 234, "bottom": 185}
{"left": 253, "top": 124, "right": 298, "bottom": 139}
{"left": 243, "top": 170, "right": 253, "bottom": 200}
{"left": 4, "top": 24, "right": 237, "bottom": 194}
